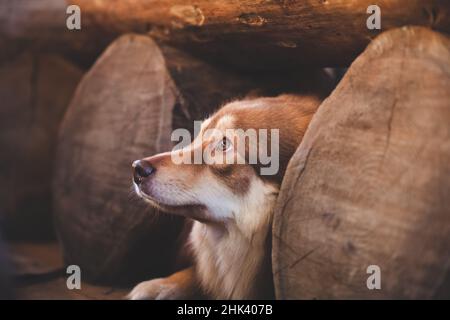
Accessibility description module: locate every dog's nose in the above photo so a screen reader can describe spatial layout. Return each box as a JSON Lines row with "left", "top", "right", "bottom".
{"left": 133, "top": 160, "right": 155, "bottom": 184}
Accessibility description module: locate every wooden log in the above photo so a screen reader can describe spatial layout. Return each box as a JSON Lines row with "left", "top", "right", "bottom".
{"left": 1, "top": 1, "right": 450, "bottom": 68}
{"left": 52, "top": 34, "right": 293, "bottom": 284}
{"left": 272, "top": 26, "right": 450, "bottom": 299}
{"left": 0, "top": 52, "right": 82, "bottom": 240}
{"left": 52, "top": 34, "right": 185, "bottom": 285}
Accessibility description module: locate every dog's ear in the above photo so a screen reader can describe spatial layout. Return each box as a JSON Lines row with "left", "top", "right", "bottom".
{"left": 251, "top": 95, "right": 321, "bottom": 185}
{"left": 253, "top": 135, "right": 300, "bottom": 185}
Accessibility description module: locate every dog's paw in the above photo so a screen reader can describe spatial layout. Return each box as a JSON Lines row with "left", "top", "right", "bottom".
{"left": 127, "top": 278, "right": 185, "bottom": 300}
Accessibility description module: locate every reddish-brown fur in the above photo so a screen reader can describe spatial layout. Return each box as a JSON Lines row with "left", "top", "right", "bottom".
{"left": 129, "top": 94, "right": 321, "bottom": 300}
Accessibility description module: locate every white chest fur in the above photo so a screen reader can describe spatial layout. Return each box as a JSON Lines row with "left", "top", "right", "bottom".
{"left": 189, "top": 179, "right": 278, "bottom": 299}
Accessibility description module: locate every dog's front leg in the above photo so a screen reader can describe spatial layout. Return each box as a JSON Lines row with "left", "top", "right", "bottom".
{"left": 127, "top": 267, "right": 200, "bottom": 300}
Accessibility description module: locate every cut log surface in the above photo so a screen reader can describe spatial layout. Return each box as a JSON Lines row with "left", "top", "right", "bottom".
{"left": 52, "top": 34, "right": 185, "bottom": 284}
{"left": 52, "top": 34, "right": 275, "bottom": 284}
{"left": 0, "top": 52, "right": 82, "bottom": 240}
{"left": 1, "top": 1, "right": 450, "bottom": 68}
{"left": 272, "top": 26, "right": 450, "bottom": 299}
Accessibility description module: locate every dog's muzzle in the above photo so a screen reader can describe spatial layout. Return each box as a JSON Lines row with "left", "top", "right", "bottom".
{"left": 132, "top": 159, "right": 155, "bottom": 185}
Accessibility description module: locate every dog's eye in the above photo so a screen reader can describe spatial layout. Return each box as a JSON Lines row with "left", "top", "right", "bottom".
{"left": 216, "top": 137, "right": 232, "bottom": 152}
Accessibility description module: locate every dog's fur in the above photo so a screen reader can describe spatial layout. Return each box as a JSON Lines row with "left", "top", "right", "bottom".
{"left": 128, "top": 94, "right": 321, "bottom": 299}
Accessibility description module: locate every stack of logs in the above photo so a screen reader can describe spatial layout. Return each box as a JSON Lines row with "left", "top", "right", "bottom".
{"left": 0, "top": 1, "right": 449, "bottom": 298}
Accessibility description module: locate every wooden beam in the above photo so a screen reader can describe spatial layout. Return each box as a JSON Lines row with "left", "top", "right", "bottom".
{"left": 2, "top": 1, "right": 450, "bottom": 68}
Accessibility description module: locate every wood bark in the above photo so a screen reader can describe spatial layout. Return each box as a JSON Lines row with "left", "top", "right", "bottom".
{"left": 1, "top": 1, "right": 449, "bottom": 68}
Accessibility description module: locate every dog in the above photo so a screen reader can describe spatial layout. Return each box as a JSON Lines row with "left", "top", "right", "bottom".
{"left": 128, "top": 93, "right": 322, "bottom": 299}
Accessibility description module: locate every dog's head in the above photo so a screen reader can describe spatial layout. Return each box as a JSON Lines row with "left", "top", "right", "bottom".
{"left": 132, "top": 94, "right": 320, "bottom": 223}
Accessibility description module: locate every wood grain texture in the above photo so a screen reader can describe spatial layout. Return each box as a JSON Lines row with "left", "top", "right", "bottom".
{"left": 52, "top": 34, "right": 186, "bottom": 284}
{"left": 272, "top": 26, "right": 450, "bottom": 299}
{"left": 2, "top": 1, "right": 450, "bottom": 68}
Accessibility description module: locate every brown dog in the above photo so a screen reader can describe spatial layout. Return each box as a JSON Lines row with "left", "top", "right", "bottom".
{"left": 128, "top": 94, "right": 321, "bottom": 299}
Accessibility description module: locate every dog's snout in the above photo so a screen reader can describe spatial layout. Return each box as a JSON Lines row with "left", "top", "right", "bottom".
{"left": 133, "top": 160, "right": 155, "bottom": 184}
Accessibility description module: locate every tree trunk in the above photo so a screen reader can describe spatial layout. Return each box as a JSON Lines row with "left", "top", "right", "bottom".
{"left": 2, "top": 0, "right": 449, "bottom": 68}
